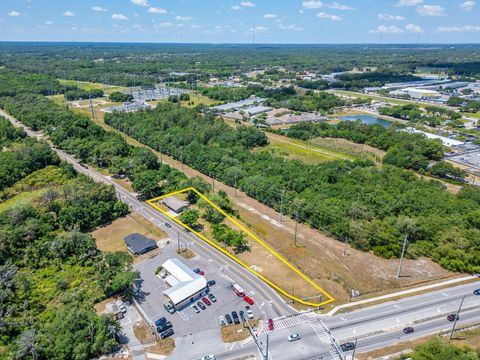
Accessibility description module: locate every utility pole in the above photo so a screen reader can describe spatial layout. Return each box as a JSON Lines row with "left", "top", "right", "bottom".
{"left": 294, "top": 212, "right": 298, "bottom": 247}
{"left": 280, "top": 189, "right": 285, "bottom": 222}
{"left": 351, "top": 337, "right": 358, "bottom": 360}
{"left": 396, "top": 234, "right": 408, "bottom": 278}
{"left": 234, "top": 172, "right": 238, "bottom": 197}
{"left": 450, "top": 295, "right": 465, "bottom": 340}
{"left": 343, "top": 237, "right": 349, "bottom": 256}
{"left": 265, "top": 334, "right": 269, "bottom": 360}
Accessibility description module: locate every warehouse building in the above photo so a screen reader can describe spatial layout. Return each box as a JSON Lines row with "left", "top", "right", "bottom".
{"left": 162, "top": 196, "right": 189, "bottom": 213}
{"left": 124, "top": 233, "right": 158, "bottom": 255}
{"left": 161, "top": 258, "right": 207, "bottom": 310}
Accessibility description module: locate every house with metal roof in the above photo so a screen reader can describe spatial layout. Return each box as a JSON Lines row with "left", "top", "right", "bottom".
{"left": 162, "top": 258, "right": 207, "bottom": 309}
{"left": 124, "top": 233, "right": 158, "bottom": 255}
{"left": 162, "top": 196, "right": 189, "bottom": 213}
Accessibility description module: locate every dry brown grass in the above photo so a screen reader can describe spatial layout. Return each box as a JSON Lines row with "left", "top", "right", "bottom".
{"left": 133, "top": 320, "right": 156, "bottom": 344}
{"left": 144, "top": 339, "right": 176, "bottom": 355}
{"left": 221, "top": 320, "right": 259, "bottom": 343}
{"left": 92, "top": 212, "right": 167, "bottom": 253}
{"left": 177, "top": 247, "right": 196, "bottom": 259}
{"left": 310, "top": 137, "right": 385, "bottom": 164}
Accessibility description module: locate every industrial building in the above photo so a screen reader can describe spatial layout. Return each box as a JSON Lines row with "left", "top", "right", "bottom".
{"left": 161, "top": 258, "right": 208, "bottom": 310}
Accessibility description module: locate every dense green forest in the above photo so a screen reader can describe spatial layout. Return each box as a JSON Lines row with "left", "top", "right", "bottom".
{"left": 379, "top": 104, "right": 463, "bottom": 127}
{"left": 285, "top": 120, "right": 445, "bottom": 172}
{"left": 105, "top": 103, "right": 480, "bottom": 272}
{"left": 0, "top": 94, "right": 189, "bottom": 199}
{"left": 0, "top": 118, "right": 135, "bottom": 359}
{"left": 0, "top": 69, "right": 74, "bottom": 97}
{"left": 64, "top": 88, "right": 104, "bottom": 101}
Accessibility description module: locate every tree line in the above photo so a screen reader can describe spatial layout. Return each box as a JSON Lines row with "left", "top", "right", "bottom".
{"left": 105, "top": 102, "right": 480, "bottom": 273}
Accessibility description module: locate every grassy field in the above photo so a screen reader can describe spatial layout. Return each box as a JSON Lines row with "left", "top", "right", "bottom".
{"left": 59, "top": 79, "right": 126, "bottom": 95}
{"left": 0, "top": 189, "right": 45, "bottom": 213}
{"left": 331, "top": 89, "right": 414, "bottom": 105}
{"left": 144, "top": 339, "right": 175, "bottom": 356}
{"left": 464, "top": 112, "right": 480, "bottom": 120}
{"left": 310, "top": 137, "right": 385, "bottom": 163}
{"left": 221, "top": 320, "right": 259, "bottom": 342}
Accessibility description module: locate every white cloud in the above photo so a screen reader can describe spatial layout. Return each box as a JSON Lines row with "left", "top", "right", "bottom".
{"left": 175, "top": 16, "right": 193, "bottom": 21}
{"left": 327, "top": 2, "right": 355, "bottom": 10}
{"left": 369, "top": 25, "right": 404, "bottom": 33}
{"left": 148, "top": 7, "right": 167, "bottom": 14}
{"left": 112, "top": 14, "right": 129, "bottom": 20}
{"left": 264, "top": 13, "right": 277, "bottom": 18}
{"left": 460, "top": 1, "right": 475, "bottom": 11}
{"left": 437, "top": 25, "right": 480, "bottom": 32}
{"left": 156, "top": 22, "right": 174, "bottom": 28}
{"left": 417, "top": 4, "right": 447, "bottom": 16}
{"left": 131, "top": 0, "right": 149, "bottom": 6}
{"left": 240, "top": 1, "right": 256, "bottom": 7}
{"left": 405, "top": 23, "right": 423, "bottom": 32}
{"left": 378, "top": 13, "right": 405, "bottom": 21}
{"left": 44, "top": 20, "right": 53, "bottom": 25}
{"left": 302, "top": 1, "right": 323, "bottom": 9}
{"left": 250, "top": 25, "right": 268, "bottom": 31}
{"left": 278, "top": 23, "right": 304, "bottom": 31}
{"left": 62, "top": 10, "right": 75, "bottom": 17}
{"left": 396, "top": 0, "right": 423, "bottom": 6}
{"left": 231, "top": 5, "right": 241, "bottom": 10}
{"left": 316, "top": 12, "right": 342, "bottom": 20}
{"left": 92, "top": 6, "right": 107, "bottom": 12}
{"left": 8, "top": 10, "right": 21, "bottom": 17}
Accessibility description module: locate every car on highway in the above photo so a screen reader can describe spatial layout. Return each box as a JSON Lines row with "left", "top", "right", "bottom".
{"left": 288, "top": 334, "right": 301, "bottom": 342}
{"left": 155, "top": 317, "right": 167, "bottom": 327}
{"left": 202, "top": 297, "right": 211, "bottom": 306}
{"left": 232, "top": 311, "right": 240, "bottom": 324}
{"left": 225, "top": 314, "right": 233, "bottom": 324}
{"left": 268, "top": 319, "right": 274, "bottom": 331}
{"left": 403, "top": 327, "right": 414, "bottom": 334}
{"left": 208, "top": 293, "right": 217, "bottom": 302}
{"left": 447, "top": 314, "right": 458, "bottom": 322}
{"left": 474, "top": 289, "right": 480, "bottom": 295}
{"left": 245, "top": 306, "right": 254, "bottom": 320}
{"left": 340, "top": 342, "right": 355, "bottom": 352}
{"left": 201, "top": 356, "right": 215, "bottom": 360}
{"left": 243, "top": 295, "right": 254, "bottom": 305}
{"left": 207, "top": 280, "right": 216, "bottom": 287}
{"left": 164, "top": 303, "right": 175, "bottom": 314}
{"left": 164, "top": 223, "right": 171, "bottom": 228}
{"left": 160, "top": 328, "right": 174, "bottom": 339}
{"left": 197, "top": 301, "right": 206, "bottom": 310}
{"left": 219, "top": 316, "right": 226, "bottom": 326}
{"left": 191, "top": 305, "right": 200, "bottom": 314}
{"left": 156, "top": 321, "right": 172, "bottom": 333}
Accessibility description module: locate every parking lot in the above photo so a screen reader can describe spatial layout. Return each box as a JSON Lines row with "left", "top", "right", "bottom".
{"left": 133, "top": 238, "right": 264, "bottom": 347}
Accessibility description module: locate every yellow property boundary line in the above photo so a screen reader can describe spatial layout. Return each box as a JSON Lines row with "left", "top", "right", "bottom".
{"left": 147, "top": 187, "right": 335, "bottom": 307}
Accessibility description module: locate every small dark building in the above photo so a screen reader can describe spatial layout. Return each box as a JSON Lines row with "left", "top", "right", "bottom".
{"left": 124, "top": 233, "right": 158, "bottom": 255}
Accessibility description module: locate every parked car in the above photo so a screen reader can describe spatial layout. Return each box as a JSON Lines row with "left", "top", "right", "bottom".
{"left": 232, "top": 311, "right": 240, "bottom": 324}
{"left": 403, "top": 327, "right": 414, "bottom": 334}
{"left": 197, "top": 301, "right": 206, "bottom": 310}
{"left": 243, "top": 296, "right": 254, "bottom": 305}
{"left": 156, "top": 321, "right": 172, "bottom": 333}
{"left": 164, "top": 303, "right": 175, "bottom": 314}
{"left": 219, "top": 316, "right": 226, "bottom": 326}
{"left": 225, "top": 314, "right": 233, "bottom": 324}
{"left": 239, "top": 310, "right": 245, "bottom": 320}
{"left": 119, "top": 303, "right": 127, "bottom": 314}
{"left": 160, "top": 328, "right": 174, "bottom": 339}
{"left": 164, "top": 223, "right": 171, "bottom": 228}
{"left": 447, "top": 314, "right": 458, "bottom": 322}
{"left": 268, "top": 319, "right": 274, "bottom": 331}
{"left": 340, "top": 342, "right": 355, "bottom": 352}
{"left": 155, "top": 317, "right": 167, "bottom": 327}
{"left": 245, "top": 306, "right": 254, "bottom": 320}
{"left": 201, "top": 356, "right": 215, "bottom": 360}
{"left": 288, "top": 334, "right": 301, "bottom": 342}
{"left": 207, "top": 280, "right": 216, "bottom": 287}
{"left": 208, "top": 293, "right": 217, "bottom": 302}
{"left": 191, "top": 305, "right": 200, "bottom": 314}
{"left": 202, "top": 297, "right": 211, "bottom": 306}
{"left": 474, "top": 289, "right": 480, "bottom": 295}
{"left": 194, "top": 268, "right": 205, "bottom": 276}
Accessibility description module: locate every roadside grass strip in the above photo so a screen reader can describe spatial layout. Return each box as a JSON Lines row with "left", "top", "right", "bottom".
{"left": 147, "top": 187, "right": 335, "bottom": 307}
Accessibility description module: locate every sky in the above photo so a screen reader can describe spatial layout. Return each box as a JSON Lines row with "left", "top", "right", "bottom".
{"left": 0, "top": 0, "right": 479, "bottom": 43}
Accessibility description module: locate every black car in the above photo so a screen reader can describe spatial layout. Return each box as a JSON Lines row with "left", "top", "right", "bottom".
{"left": 197, "top": 301, "right": 206, "bottom": 310}
{"left": 447, "top": 314, "right": 458, "bottom": 322}
{"left": 239, "top": 310, "right": 245, "bottom": 320}
{"left": 160, "top": 328, "right": 174, "bottom": 339}
{"left": 164, "top": 223, "right": 171, "bottom": 228}
{"left": 340, "top": 342, "right": 355, "bottom": 352}
{"left": 403, "top": 327, "right": 414, "bottom": 334}
{"left": 208, "top": 293, "right": 217, "bottom": 302}
{"left": 156, "top": 321, "right": 172, "bottom": 333}
{"left": 225, "top": 314, "right": 233, "bottom": 324}
{"left": 207, "top": 280, "right": 216, "bottom": 287}
{"left": 232, "top": 311, "right": 240, "bottom": 324}
{"left": 154, "top": 317, "right": 167, "bottom": 327}
{"left": 474, "top": 289, "right": 480, "bottom": 295}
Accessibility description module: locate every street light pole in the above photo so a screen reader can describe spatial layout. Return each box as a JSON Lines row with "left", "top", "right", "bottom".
{"left": 396, "top": 234, "right": 408, "bottom": 278}
{"left": 351, "top": 337, "right": 358, "bottom": 360}
{"left": 450, "top": 295, "right": 466, "bottom": 340}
